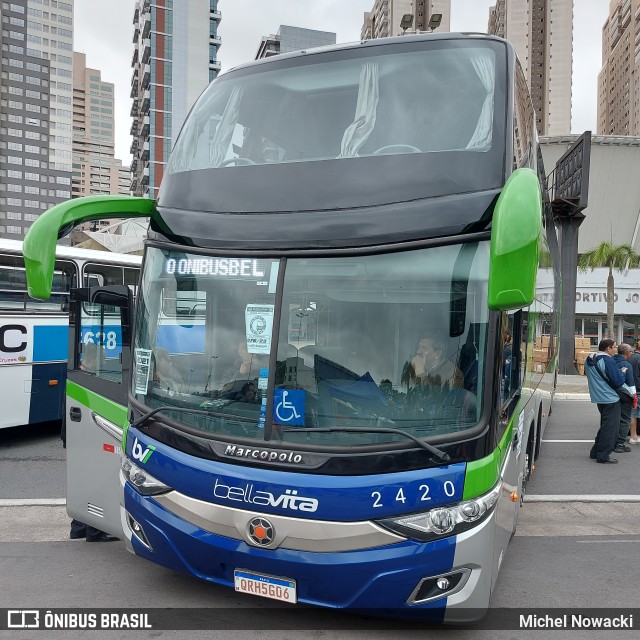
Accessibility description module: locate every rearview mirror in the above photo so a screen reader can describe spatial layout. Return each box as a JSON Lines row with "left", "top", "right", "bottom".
{"left": 488, "top": 169, "right": 542, "bottom": 310}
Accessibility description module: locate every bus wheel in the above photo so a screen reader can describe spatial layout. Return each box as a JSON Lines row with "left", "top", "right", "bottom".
{"left": 520, "top": 453, "right": 530, "bottom": 508}
{"left": 520, "top": 434, "right": 535, "bottom": 507}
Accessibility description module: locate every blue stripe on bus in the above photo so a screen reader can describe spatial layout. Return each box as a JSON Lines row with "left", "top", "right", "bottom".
{"left": 127, "top": 429, "right": 466, "bottom": 521}
{"left": 28, "top": 362, "right": 66, "bottom": 424}
{"left": 33, "top": 325, "right": 68, "bottom": 362}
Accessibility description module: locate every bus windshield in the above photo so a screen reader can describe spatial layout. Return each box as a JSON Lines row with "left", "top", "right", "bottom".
{"left": 133, "top": 243, "right": 489, "bottom": 449}
{"left": 168, "top": 42, "right": 498, "bottom": 173}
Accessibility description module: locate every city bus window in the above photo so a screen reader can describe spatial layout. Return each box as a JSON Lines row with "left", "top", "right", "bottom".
{"left": 84, "top": 263, "right": 125, "bottom": 287}
{"left": 276, "top": 246, "right": 488, "bottom": 446}
{"left": 132, "top": 245, "right": 489, "bottom": 447}
{"left": 133, "top": 250, "right": 279, "bottom": 426}
{"left": 168, "top": 44, "right": 497, "bottom": 173}
{"left": 0, "top": 253, "right": 75, "bottom": 312}
{"left": 501, "top": 310, "right": 522, "bottom": 406}
{"left": 77, "top": 300, "right": 124, "bottom": 384}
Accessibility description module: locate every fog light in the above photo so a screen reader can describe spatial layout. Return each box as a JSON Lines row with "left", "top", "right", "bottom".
{"left": 436, "top": 577, "right": 450, "bottom": 590}
{"left": 126, "top": 512, "right": 152, "bottom": 550}
{"left": 408, "top": 568, "right": 472, "bottom": 604}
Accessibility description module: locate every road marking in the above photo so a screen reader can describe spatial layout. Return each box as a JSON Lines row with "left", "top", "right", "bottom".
{"left": 0, "top": 498, "right": 65, "bottom": 507}
{"left": 526, "top": 495, "right": 640, "bottom": 502}
{"left": 576, "top": 539, "right": 640, "bottom": 543}
{"left": 542, "top": 439, "right": 593, "bottom": 443}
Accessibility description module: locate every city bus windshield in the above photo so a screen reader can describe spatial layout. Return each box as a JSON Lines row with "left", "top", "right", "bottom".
{"left": 168, "top": 41, "right": 499, "bottom": 172}
{"left": 132, "top": 243, "right": 489, "bottom": 450}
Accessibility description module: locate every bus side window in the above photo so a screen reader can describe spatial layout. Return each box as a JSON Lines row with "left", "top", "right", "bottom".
{"left": 501, "top": 310, "right": 522, "bottom": 410}
{"left": 77, "top": 301, "right": 124, "bottom": 384}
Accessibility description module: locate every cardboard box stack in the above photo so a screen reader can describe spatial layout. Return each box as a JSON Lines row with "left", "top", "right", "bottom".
{"left": 574, "top": 337, "right": 592, "bottom": 375}
{"left": 529, "top": 335, "right": 550, "bottom": 373}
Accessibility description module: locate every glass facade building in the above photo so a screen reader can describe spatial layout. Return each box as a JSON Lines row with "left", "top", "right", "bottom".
{"left": 0, "top": 0, "right": 73, "bottom": 240}
{"left": 255, "top": 25, "right": 336, "bottom": 60}
{"left": 130, "top": 0, "right": 220, "bottom": 199}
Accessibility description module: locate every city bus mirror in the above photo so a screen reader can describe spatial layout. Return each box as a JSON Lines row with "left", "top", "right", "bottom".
{"left": 89, "top": 285, "right": 132, "bottom": 308}
{"left": 23, "top": 195, "right": 156, "bottom": 300}
{"left": 488, "top": 168, "right": 542, "bottom": 311}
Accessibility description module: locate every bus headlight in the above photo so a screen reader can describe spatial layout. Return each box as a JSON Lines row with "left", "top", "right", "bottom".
{"left": 376, "top": 480, "right": 502, "bottom": 542}
{"left": 122, "top": 458, "right": 171, "bottom": 496}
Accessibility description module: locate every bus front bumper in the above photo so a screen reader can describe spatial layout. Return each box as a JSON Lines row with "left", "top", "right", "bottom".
{"left": 121, "top": 484, "right": 496, "bottom": 622}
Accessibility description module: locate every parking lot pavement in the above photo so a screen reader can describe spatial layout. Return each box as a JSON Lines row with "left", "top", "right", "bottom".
{"left": 526, "top": 399, "right": 640, "bottom": 498}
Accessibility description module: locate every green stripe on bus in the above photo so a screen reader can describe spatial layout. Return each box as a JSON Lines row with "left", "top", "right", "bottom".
{"left": 66, "top": 380, "right": 129, "bottom": 430}
{"left": 463, "top": 413, "right": 515, "bottom": 499}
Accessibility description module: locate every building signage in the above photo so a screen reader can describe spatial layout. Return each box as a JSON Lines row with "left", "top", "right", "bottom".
{"left": 535, "top": 268, "right": 640, "bottom": 315}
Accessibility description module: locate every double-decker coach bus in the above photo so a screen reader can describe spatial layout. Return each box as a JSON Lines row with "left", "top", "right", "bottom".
{"left": 0, "top": 238, "right": 140, "bottom": 430}
{"left": 24, "top": 34, "right": 560, "bottom": 621}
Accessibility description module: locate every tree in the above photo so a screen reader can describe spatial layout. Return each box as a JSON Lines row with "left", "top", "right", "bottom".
{"left": 578, "top": 242, "right": 640, "bottom": 339}
{"left": 400, "top": 361, "right": 416, "bottom": 395}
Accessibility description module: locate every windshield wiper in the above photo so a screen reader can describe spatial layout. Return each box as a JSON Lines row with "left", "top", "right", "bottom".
{"left": 131, "top": 405, "right": 252, "bottom": 429}
{"left": 280, "top": 426, "right": 450, "bottom": 462}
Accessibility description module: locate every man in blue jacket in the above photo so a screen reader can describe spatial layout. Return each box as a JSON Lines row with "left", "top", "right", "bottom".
{"left": 584, "top": 338, "right": 626, "bottom": 464}
{"left": 612, "top": 343, "right": 636, "bottom": 453}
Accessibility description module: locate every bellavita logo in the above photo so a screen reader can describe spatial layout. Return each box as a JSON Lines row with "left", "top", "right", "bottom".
{"left": 213, "top": 478, "right": 319, "bottom": 513}
{"left": 132, "top": 437, "right": 156, "bottom": 463}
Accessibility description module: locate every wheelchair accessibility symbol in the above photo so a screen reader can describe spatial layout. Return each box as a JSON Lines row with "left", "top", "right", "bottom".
{"left": 274, "top": 389, "right": 305, "bottom": 426}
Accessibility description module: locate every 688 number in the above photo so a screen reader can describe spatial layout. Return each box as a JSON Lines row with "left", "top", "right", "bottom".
{"left": 84, "top": 331, "right": 117, "bottom": 350}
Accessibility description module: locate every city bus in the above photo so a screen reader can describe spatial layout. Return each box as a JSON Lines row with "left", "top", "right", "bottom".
{"left": 23, "top": 34, "right": 562, "bottom": 622}
{"left": 0, "top": 238, "right": 140, "bottom": 430}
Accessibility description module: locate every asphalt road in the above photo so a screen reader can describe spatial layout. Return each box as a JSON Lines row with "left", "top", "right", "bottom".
{"left": 1, "top": 400, "right": 639, "bottom": 639}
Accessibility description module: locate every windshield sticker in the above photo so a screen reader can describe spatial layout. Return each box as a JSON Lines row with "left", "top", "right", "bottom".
{"left": 245, "top": 304, "right": 274, "bottom": 354}
{"left": 273, "top": 389, "right": 305, "bottom": 426}
{"left": 258, "top": 368, "right": 269, "bottom": 390}
{"left": 134, "top": 348, "right": 152, "bottom": 395}
{"left": 258, "top": 397, "right": 267, "bottom": 430}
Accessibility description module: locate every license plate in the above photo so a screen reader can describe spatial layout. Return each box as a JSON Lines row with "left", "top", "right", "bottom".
{"left": 234, "top": 569, "right": 297, "bottom": 604}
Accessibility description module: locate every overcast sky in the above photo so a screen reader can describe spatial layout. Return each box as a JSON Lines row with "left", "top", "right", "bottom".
{"left": 75, "top": 0, "right": 609, "bottom": 163}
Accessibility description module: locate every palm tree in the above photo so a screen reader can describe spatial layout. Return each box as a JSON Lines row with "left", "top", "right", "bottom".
{"left": 400, "top": 361, "right": 416, "bottom": 395}
{"left": 578, "top": 242, "right": 640, "bottom": 338}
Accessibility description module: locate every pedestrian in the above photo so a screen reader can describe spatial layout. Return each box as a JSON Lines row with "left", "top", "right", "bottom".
{"left": 584, "top": 338, "right": 626, "bottom": 464}
{"left": 612, "top": 343, "right": 635, "bottom": 453}
{"left": 628, "top": 339, "right": 640, "bottom": 444}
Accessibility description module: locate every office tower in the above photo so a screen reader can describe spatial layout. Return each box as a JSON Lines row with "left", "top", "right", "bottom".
{"left": 361, "top": 0, "right": 450, "bottom": 40}
{"left": 72, "top": 52, "right": 129, "bottom": 200}
{"left": 0, "top": 0, "right": 73, "bottom": 240}
{"left": 597, "top": 0, "right": 640, "bottom": 135}
{"left": 487, "top": 0, "right": 573, "bottom": 136}
{"left": 256, "top": 26, "right": 336, "bottom": 60}
{"left": 130, "top": 0, "right": 221, "bottom": 199}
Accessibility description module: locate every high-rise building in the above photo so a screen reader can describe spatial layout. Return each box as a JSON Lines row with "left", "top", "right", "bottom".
{"left": 256, "top": 25, "right": 336, "bottom": 60}
{"left": 130, "top": 0, "right": 221, "bottom": 199}
{"left": 487, "top": 0, "right": 573, "bottom": 136}
{"left": 597, "top": 0, "right": 640, "bottom": 136}
{"left": 361, "top": 0, "right": 450, "bottom": 40}
{"left": 0, "top": 0, "right": 74, "bottom": 240}
{"left": 72, "top": 52, "right": 129, "bottom": 200}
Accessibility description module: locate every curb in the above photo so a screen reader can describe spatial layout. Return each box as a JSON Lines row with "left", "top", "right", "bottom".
{"left": 0, "top": 499, "right": 66, "bottom": 507}
{"left": 554, "top": 393, "right": 590, "bottom": 400}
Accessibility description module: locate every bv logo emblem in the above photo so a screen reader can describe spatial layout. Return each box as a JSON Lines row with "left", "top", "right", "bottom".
{"left": 247, "top": 517, "right": 275, "bottom": 546}
{"left": 132, "top": 437, "right": 156, "bottom": 463}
